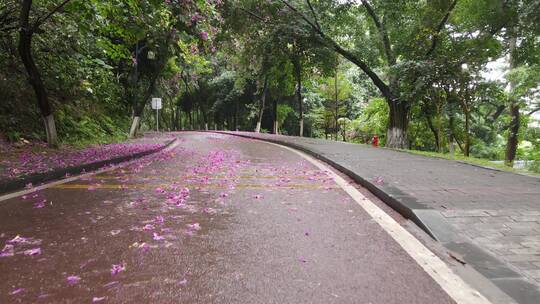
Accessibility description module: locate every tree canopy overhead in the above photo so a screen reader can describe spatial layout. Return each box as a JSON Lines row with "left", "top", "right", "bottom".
{"left": 1, "top": 0, "right": 539, "bottom": 171}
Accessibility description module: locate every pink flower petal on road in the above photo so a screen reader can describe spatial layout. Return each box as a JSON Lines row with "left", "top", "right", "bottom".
{"left": 103, "top": 281, "right": 119, "bottom": 288}
{"left": 203, "top": 207, "right": 216, "bottom": 214}
{"left": 1, "top": 244, "right": 15, "bottom": 257}
{"left": 10, "top": 288, "right": 24, "bottom": 295}
{"left": 177, "top": 278, "right": 188, "bottom": 285}
{"left": 142, "top": 224, "right": 155, "bottom": 231}
{"left": 0, "top": 251, "right": 14, "bottom": 257}
{"left": 153, "top": 232, "right": 165, "bottom": 241}
{"left": 111, "top": 263, "right": 126, "bottom": 275}
{"left": 23, "top": 247, "right": 41, "bottom": 256}
{"left": 155, "top": 187, "right": 165, "bottom": 193}
{"left": 66, "top": 275, "right": 81, "bottom": 285}
{"left": 186, "top": 223, "right": 201, "bottom": 230}
{"left": 219, "top": 192, "right": 228, "bottom": 198}
{"left": 139, "top": 242, "right": 151, "bottom": 253}
{"left": 154, "top": 215, "right": 165, "bottom": 224}
{"left": 93, "top": 296, "right": 107, "bottom": 302}
{"left": 7, "top": 235, "right": 28, "bottom": 244}
{"left": 372, "top": 176, "right": 384, "bottom": 185}
{"left": 33, "top": 199, "right": 46, "bottom": 209}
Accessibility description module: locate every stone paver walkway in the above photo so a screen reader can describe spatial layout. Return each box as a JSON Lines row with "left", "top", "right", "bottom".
{"left": 219, "top": 131, "right": 540, "bottom": 303}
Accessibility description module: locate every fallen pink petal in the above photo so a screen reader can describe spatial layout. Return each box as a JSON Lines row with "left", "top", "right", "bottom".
{"left": 33, "top": 199, "right": 47, "bottom": 209}
{"left": 143, "top": 224, "right": 155, "bottom": 231}
{"left": 7, "top": 235, "right": 28, "bottom": 244}
{"left": 66, "top": 275, "right": 81, "bottom": 285}
{"left": 111, "top": 263, "right": 126, "bottom": 275}
{"left": 9, "top": 288, "right": 24, "bottom": 295}
{"left": 187, "top": 223, "right": 201, "bottom": 230}
{"left": 153, "top": 232, "right": 165, "bottom": 241}
{"left": 23, "top": 247, "right": 42, "bottom": 256}
{"left": 154, "top": 215, "right": 165, "bottom": 224}
{"left": 103, "top": 281, "right": 119, "bottom": 288}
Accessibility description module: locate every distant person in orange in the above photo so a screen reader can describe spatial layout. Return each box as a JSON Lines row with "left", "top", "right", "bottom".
{"left": 372, "top": 135, "right": 379, "bottom": 147}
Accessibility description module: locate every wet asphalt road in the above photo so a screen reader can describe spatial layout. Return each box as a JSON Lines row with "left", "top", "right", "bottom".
{"left": 0, "top": 132, "right": 455, "bottom": 303}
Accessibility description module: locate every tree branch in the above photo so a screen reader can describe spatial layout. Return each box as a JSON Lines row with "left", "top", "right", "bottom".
{"left": 360, "top": 0, "right": 395, "bottom": 64}
{"left": 279, "top": 0, "right": 393, "bottom": 100}
{"left": 31, "top": 0, "right": 72, "bottom": 32}
{"left": 425, "top": 0, "right": 458, "bottom": 57}
{"left": 238, "top": 7, "right": 267, "bottom": 23}
{"left": 528, "top": 107, "right": 540, "bottom": 116}
{"left": 305, "top": 0, "right": 321, "bottom": 30}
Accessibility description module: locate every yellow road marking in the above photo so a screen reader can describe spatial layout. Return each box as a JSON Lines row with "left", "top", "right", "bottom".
{"left": 51, "top": 183, "right": 337, "bottom": 190}
{"left": 92, "top": 174, "right": 328, "bottom": 180}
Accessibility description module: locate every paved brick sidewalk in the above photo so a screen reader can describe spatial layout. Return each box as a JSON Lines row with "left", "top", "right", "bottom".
{"left": 220, "top": 131, "right": 540, "bottom": 303}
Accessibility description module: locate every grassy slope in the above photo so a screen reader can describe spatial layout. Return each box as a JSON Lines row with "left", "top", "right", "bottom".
{"left": 400, "top": 149, "right": 540, "bottom": 177}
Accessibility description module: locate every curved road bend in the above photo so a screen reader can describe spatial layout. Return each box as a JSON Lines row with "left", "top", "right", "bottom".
{"left": 0, "top": 132, "right": 489, "bottom": 303}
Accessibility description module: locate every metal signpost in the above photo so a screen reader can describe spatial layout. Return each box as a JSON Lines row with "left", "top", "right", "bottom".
{"left": 151, "top": 98, "right": 162, "bottom": 132}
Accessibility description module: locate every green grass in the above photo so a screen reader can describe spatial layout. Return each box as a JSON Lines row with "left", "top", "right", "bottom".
{"left": 398, "top": 149, "right": 540, "bottom": 177}
{"left": 62, "top": 133, "right": 129, "bottom": 149}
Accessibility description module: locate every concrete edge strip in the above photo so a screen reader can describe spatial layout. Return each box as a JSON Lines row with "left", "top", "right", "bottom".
{"left": 0, "top": 139, "right": 181, "bottom": 203}
{"left": 0, "top": 138, "right": 177, "bottom": 195}
{"left": 264, "top": 140, "right": 491, "bottom": 304}
{"left": 214, "top": 131, "right": 538, "bottom": 303}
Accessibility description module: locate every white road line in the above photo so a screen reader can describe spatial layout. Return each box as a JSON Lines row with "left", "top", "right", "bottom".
{"left": 267, "top": 141, "right": 491, "bottom": 304}
{"left": 0, "top": 141, "right": 181, "bottom": 203}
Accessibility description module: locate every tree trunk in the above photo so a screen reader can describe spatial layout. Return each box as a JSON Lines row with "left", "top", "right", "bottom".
{"left": 18, "top": 0, "right": 58, "bottom": 147}
{"left": 168, "top": 98, "right": 174, "bottom": 131}
{"left": 129, "top": 31, "right": 173, "bottom": 137}
{"left": 272, "top": 97, "right": 278, "bottom": 134}
{"left": 386, "top": 98, "right": 409, "bottom": 149}
{"left": 505, "top": 32, "right": 519, "bottom": 167}
{"left": 448, "top": 113, "right": 464, "bottom": 153}
{"left": 43, "top": 114, "right": 58, "bottom": 146}
{"left": 505, "top": 102, "right": 520, "bottom": 166}
{"left": 200, "top": 104, "right": 208, "bottom": 131}
{"left": 255, "top": 75, "right": 268, "bottom": 133}
{"left": 334, "top": 69, "right": 339, "bottom": 141}
{"left": 294, "top": 55, "right": 303, "bottom": 137}
{"left": 464, "top": 109, "right": 470, "bottom": 157}
{"left": 129, "top": 116, "right": 141, "bottom": 138}
{"left": 425, "top": 114, "right": 440, "bottom": 152}
{"left": 179, "top": 107, "right": 183, "bottom": 130}
{"left": 234, "top": 99, "right": 239, "bottom": 131}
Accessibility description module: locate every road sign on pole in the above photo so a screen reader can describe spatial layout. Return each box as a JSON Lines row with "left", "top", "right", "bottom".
{"left": 151, "top": 98, "right": 162, "bottom": 109}
{"left": 151, "top": 98, "right": 162, "bottom": 131}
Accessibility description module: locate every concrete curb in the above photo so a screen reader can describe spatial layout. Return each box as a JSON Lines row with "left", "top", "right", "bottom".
{"left": 214, "top": 131, "right": 540, "bottom": 304}
{"left": 0, "top": 138, "right": 176, "bottom": 195}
